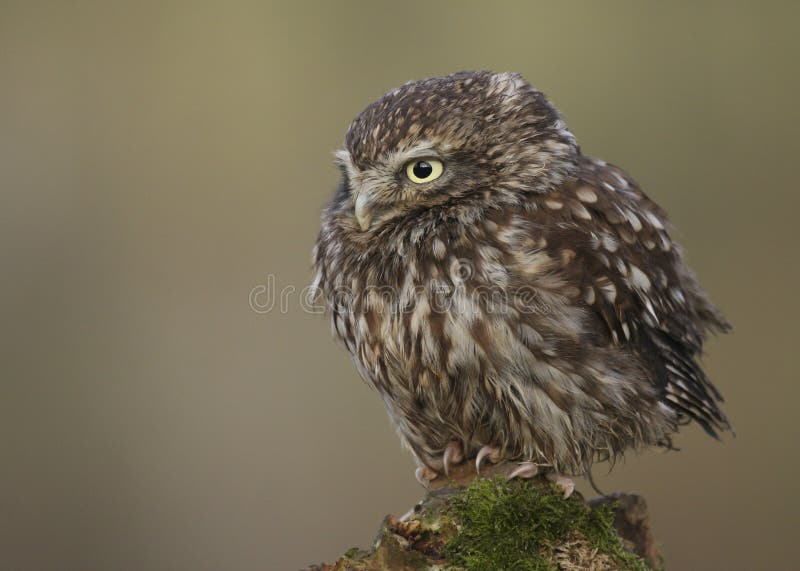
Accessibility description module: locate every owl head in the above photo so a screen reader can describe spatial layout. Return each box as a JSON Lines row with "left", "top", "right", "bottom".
{"left": 332, "top": 71, "right": 580, "bottom": 235}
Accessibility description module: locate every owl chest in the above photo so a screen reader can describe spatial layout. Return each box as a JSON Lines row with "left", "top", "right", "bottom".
{"left": 328, "top": 252, "right": 510, "bottom": 398}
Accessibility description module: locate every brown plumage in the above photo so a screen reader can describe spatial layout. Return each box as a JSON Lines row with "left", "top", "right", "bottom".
{"left": 312, "top": 71, "right": 730, "bottom": 484}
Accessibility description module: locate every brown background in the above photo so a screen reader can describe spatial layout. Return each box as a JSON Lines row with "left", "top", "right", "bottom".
{"left": 1, "top": 2, "right": 797, "bottom": 570}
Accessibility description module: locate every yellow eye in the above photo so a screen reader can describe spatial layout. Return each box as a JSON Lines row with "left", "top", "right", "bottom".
{"left": 405, "top": 158, "right": 444, "bottom": 184}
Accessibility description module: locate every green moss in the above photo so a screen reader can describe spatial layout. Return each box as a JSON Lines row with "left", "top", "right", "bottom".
{"left": 342, "top": 546, "right": 367, "bottom": 559}
{"left": 443, "top": 477, "right": 650, "bottom": 571}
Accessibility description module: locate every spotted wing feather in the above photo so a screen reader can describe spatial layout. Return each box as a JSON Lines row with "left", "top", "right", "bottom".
{"left": 519, "top": 156, "right": 731, "bottom": 437}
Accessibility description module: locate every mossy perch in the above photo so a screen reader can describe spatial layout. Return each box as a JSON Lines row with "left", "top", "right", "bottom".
{"left": 304, "top": 462, "right": 661, "bottom": 571}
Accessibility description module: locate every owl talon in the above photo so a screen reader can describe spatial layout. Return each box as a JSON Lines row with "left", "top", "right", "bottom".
{"left": 507, "top": 461, "right": 539, "bottom": 480}
{"left": 443, "top": 440, "right": 464, "bottom": 477}
{"left": 547, "top": 472, "right": 576, "bottom": 498}
{"left": 415, "top": 466, "right": 438, "bottom": 487}
{"left": 475, "top": 445, "right": 502, "bottom": 474}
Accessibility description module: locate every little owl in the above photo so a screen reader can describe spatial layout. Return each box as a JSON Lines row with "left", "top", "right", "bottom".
{"left": 313, "top": 71, "right": 730, "bottom": 495}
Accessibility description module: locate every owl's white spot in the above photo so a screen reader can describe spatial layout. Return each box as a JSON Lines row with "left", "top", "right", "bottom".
{"left": 419, "top": 325, "right": 441, "bottom": 370}
{"left": 643, "top": 239, "right": 656, "bottom": 250}
{"left": 642, "top": 297, "right": 659, "bottom": 325}
{"left": 490, "top": 72, "right": 526, "bottom": 101}
{"left": 619, "top": 228, "right": 637, "bottom": 244}
{"left": 310, "top": 270, "right": 323, "bottom": 294}
{"left": 545, "top": 199, "right": 564, "bottom": 210}
{"left": 572, "top": 203, "right": 592, "bottom": 220}
{"left": 670, "top": 287, "right": 686, "bottom": 304}
{"left": 432, "top": 238, "right": 446, "bottom": 260}
{"left": 334, "top": 314, "right": 348, "bottom": 340}
{"left": 481, "top": 259, "right": 510, "bottom": 288}
{"left": 410, "top": 295, "right": 430, "bottom": 335}
{"left": 399, "top": 271, "right": 416, "bottom": 310}
{"left": 487, "top": 144, "right": 504, "bottom": 158}
{"left": 602, "top": 234, "right": 619, "bottom": 252}
{"left": 629, "top": 264, "right": 651, "bottom": 291}
{"left": 407, "top": 259, "right": 420, "bottom": 279}
{"left": 410, "top": 226, "right": 426, "bottom": 244}
{"left": 597, "top": 278, "right": 617, "bottom": 302}
{"left": 658, "top": 402, "right": 676, "bottom": 416}
{"left": 583, "top": 286, "right": 596, "bottom": 305}
{"left": 612, "top": 172, "right": 629, "bottom": 189}
{"left": 624, "top": 209, "right": 643, "bottom": 232}
{"left": 644, "top": 211, "right": 665, "bottom": 230}
{"left": 356, "top": 314, "right": 371, "bottom": 340}
{"left": 575, "top": 187, "right": 598, "bottom": 203}
{"left": 516, "top": 250, "right": 552, "bottom": 276}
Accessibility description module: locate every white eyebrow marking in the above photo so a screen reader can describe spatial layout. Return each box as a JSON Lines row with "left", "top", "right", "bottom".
{"left": 380, "top": 140, "right": 444, "bottom": 174}
{"left": 391, "top": 140, "right": 440, "bottom": 160}
{"left": 333, "top": 149, "right": 351, "bottom": 166}
{"left": 332, "top": 149, "right": 360, "bottom": 183}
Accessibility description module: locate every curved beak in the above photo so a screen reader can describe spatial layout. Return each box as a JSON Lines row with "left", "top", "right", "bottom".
{"left": 354, "top": 191, "right": 374, "bottom": 231}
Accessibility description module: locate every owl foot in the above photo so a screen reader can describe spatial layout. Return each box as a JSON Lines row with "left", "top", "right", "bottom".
{"left": 507, "top": 461, "right": 539, "bottom": 480}
{"left": 475, "top": 445, "right": 502, "bottom": 474}
{"left": 415, "top": 465, "right": 438, "bottom": 487}
{"left": 546, "top": 472, "right": 576, "bottom": 499}
{"left": 443, "top": 440, "right": 464, "bottom": 476}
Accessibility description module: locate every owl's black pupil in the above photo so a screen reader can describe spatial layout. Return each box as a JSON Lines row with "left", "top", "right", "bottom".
{"left": 413, "top": 161, "right": 433, "bottom": 179}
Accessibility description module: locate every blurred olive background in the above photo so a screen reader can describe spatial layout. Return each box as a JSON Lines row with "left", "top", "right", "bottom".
{"left": 1, "top": 2, "right": 797, "bottom": 570}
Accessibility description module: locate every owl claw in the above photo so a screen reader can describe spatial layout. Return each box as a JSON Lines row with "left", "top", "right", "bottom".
{"left": 475, "top": 445, "right": 502, "bottom": 474}
{"left": 443, "top": 440, "right": 464, "bottom": 477}
{"left": 507, "top": 461, "right": 539, "bottom": 480}
{"left": 415, "top": 466, "right": 438, "bottom": 487}
{"left": 547, "top": 472, "right": 576, "bottom": 498}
